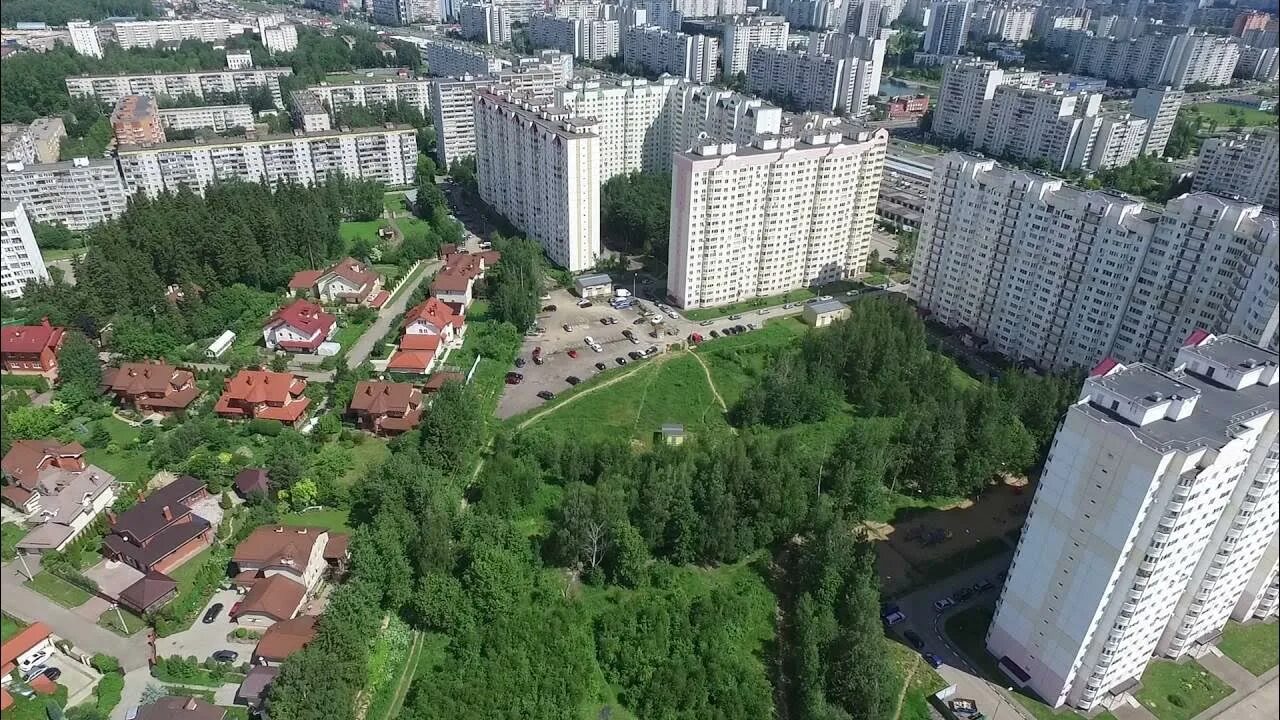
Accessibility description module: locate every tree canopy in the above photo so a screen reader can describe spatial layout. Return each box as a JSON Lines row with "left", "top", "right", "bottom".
{"left": 600, "top": 172, "right": 671, "bottom": 257}
{"left": 1, "top": 0, "right": 154, "bottom": 27}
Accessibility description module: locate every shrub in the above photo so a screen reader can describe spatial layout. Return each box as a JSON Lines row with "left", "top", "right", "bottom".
{"left": 247, "top": 418, "right": 283, "bottom": 437}
{"left": 95, "top": 671, "right": 124, "bottom": 715}
{"left": 90, "top": 653, "right": 121, "bottom": 674}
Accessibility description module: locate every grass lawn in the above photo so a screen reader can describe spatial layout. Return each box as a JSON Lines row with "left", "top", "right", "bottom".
{"left": 3, "top": 521, "right": 24, "bottom": 560}
{"left": 1135, "top": 659, "right": 1233, "bottom": 720}
{"left": 2, "top": 612, "right": 26, "bottom": 642}
{"left": 340, "top": 438, "right": 390, "bottom": 484}
{"left": 888, "top": 641, "right": 947, "bottom": 720}
{"left": 682, "top": 288, "right": 817, "bottom": 321}
{"left": 696, "top": 317, "right": 807, "bottom": 406}
{"left": 24, "top": 571, "right": 93, "bottom": 607}
{"left": 86, "top": 417, "right": 149, "bottom": 487}
{"left": 340, "top": 220, "right": 389, "bottom": 246}
{"left": 222, "top": 706, "right": 250, "bottom": 720}
{"left": 1184, "top": 102, "right": 1278, "bottom": 129}
{"left": 280, "top": 508, "right": 353, "bottom": 533}
{"left": 334, "top": 319, "right": 373, "bottom": 354}
{"left": 4, "top": 684, "right": 68, "bottom": 720}
{"left": 1218, "top": 620, "right": 1279, "bottom": 675}
{"left": 98, "top": 607, "right": 147, "bottom": 636}
{"left": 164, "top": 686, "right": 216, "bottom": 702}
{"left": 168, "top": 545, "right": 214, "bottom": 597}
{"left": 41, "top": 247, "right": 87, "bottom": 262}
{"left": 465, "top": 299, "right": 490, "bottom": 322}
{"left": 384, "top": 193, "right": 407, "bottom": 213}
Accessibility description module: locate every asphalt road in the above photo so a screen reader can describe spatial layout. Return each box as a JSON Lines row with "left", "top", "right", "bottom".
{"left": 344, "top": 257, "right": 440, "bottom": 370}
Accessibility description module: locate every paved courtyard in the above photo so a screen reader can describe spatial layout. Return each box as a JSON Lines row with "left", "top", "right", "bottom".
{"left": 155, "top": 588, "right": 243, "bottom": 664}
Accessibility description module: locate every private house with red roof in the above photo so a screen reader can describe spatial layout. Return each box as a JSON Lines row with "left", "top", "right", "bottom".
{"left": 214, "top": 370, "right": 311, "bottom": 426}
{"left": 1, "top": 621, "right": 54, "bottom": 707}
{"left": 102, "top": 474, "right": 212, "bottom": 575}
{"left": 262, "top": 299, "right": 336, "bottom": 353}
{"left": 0, "top": 318, "right": 65, "bottom": 380}
{"left": 230, "top": 525, "right": 348, "bottom": 627}
{"left": 386, "top": 333, "right": 441, "bottom": 375}
{"left": 100, "top": 361, "right": 200, "bottom": 414}
{"left": 424, "top": 371, "right": 465, "bottom": 393}
{"left": 1, "top": 440, "right": 117, "bottom": 553}
{"left": 252, "top": 616, "right": 317, "bottom": 666}
{"left": 429, "top": 250, "right": 499, "bottom": 308}
{"left": 403, "top": 297, "right": 465, "bottom": 345}
{"left": 288, "top": 257, "right": 388, "bottom": 308}
{"left": 347, "top": 381, "right": 423, "bottom": 435}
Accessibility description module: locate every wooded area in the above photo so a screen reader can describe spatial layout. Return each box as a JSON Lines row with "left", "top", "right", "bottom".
{"left": 0, "top": 0, "right": 154, "bottom": 27}
{"left": 600, "top": 171, "right": 671, "bottom": 257}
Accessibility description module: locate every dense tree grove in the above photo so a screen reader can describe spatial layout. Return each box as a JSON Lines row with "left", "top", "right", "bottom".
{"left": 1, "top": 0, "right": 154, "bottom": 27}
{"left": 600, "top": 172, "right": 671, "bottom": 256}
{"left": 485, "top": 235, "right": 543, "bottom": 332}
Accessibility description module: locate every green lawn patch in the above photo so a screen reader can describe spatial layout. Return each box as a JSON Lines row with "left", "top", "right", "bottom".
{"left": 86, "top": 417, "right": 150, "bottom": 486}
{"left": 280, "top": 508, "right": 353, "bottom": 533}
{"left": 384, "top": 193, "right": 407, "bottom": 213}
{"left": 23, "top": 571, "right": 93, "bottom": 607}
{"left": 222, "top": 706, "right": 251, "bottom": 720}
{"left": 682, "top": 288, "right": 817, "bottom": 321}
{"left": 1218, "top": 620, "right": 1279, "bottom": 675}
{"left": 696, "top": 317, "right": 807, "bottom": 406}
{"left": 340, "top": 220, "right": 388, "bottom": 246}
{"left": 364, "top": 616, "right": 415, "bottom": 720}
{"left": 3, "top": 684, "right": 68, "bottom": 720}
{"left": 334, "top": 319, "right": 373, "bottom": 354}
{"left": 164, "top": 686, "right": 216, "bottom": 702}
{"left": 2, "top": 521, "right": 24, "bottom": 560}
{"left": 41, "top": 247, "right": 87, "bottom": 262}
{"left": 1184, "top": 102, "right": 1278, "bottom": 130}
{"left": 167, "top": 546, "right": 215, "bottom": 596}
{"left": 466, "top": 299, "right": 490, "bottom": 321}
{"left": 888, "top": 641, "right": 947, "bottom": 720}
{"left": 98, "top": 607, "right": 147, "bottom": 636}
{"left": 340, "top": 438, "right": 390, "bottom": 485}
{"left": 2, "top": 612, "right": 27, "bottom": 642}
{"left": 1135, "top": 659, "right": 1233, "bottom": 720}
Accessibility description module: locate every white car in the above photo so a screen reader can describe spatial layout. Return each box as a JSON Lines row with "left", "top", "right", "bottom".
{"left": 19, "top": 649, "right": 49, "bottom": 671}
{"left": 933, "top": 597, "right": 956, "bottom": 613}
{"left": 819, "top": 295, "right": 834, "bottom": 301}
{"left": 666, "top": 311, "right": 679, "bottom": 320}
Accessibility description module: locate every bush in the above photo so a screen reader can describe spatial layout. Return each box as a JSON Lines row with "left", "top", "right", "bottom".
{"left": 247, "top": 418, "right": 283, "bottom": 437}
{"left": 95, "top": 671, "right": 124, "bottom": 715}
{"left": 90, "top": 653, "right": 121, "bottom": 674}
{"left": 0, "top": 375, "right": 49, "bottom": 393}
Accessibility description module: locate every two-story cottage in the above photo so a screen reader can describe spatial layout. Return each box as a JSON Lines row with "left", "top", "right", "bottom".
{"left": 0, "top": 319, "right": 64, "bottom": 380}
{"left": 262, "top": 299, "right": 336, "bottom": 353}
{"left": 1, "top": 440, "right": 117, "bottom": 553}
{"left": 403, "top": 297, "right": 465, "bottom": 345}
{"left": 288, "top": 257, "right": 388, "bottom": 307}
{"left": 429, "top": 250, "right": 500, "bottom": 308}
{"left": 386, "top": 333, "right": 441, "bottom": 375}
{"left": 251, "top": 616, "right": 317, "bottom": 666}
{"left": 102, "top": 475, "right": 212, "bottom": 575}
{"left": 214, "top": 370, "right": 311, "bottom": 426}
{"left": 231, "top": 526, "right": 348, "bottom": 627}
{"left": 347, "top": 381, "right": 423, "bottom": 435}
{"left": 100, "top": 360, "right": 200, "bottom": 414}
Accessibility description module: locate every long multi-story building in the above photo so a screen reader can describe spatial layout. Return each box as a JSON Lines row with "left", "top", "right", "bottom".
{"left": 924, "top": 0, "right": 972, "bottom": 55}
{"left": 259, "top": 21, "right": 300, "bottom": 54}
{"left": 910, "top": 153, "right": 1280, "bottom": 371}
{"left": 428, "top": 63, "right": 566, "bottom": 168}
{"left": 667, "top": 124, "right": 888, "bottom": 308}
{"left": 982, "top": 3, "right": 1037, "bottom": 42}
{"left": 1, "top": 202, "right": 48, "bottom": 299}
{"left": 931, "top": 59, "right": 1024, "bottom": 143}
{"left": 1194, "top": 131, "right": 1280, "bottom": 211}
{"left": 671, "top": 0, "right": 747, "bottom": 16}
{"left": 110, "top": 95, "right": 167, "bottom": 147}
{"left": 1236, "top": 45, "right": 1280, "bottom": 82}
{"left": 747, "top": 33, "right": 886, "bottom": 115}
{"left": 988, "top": 332, "right": 1278, "bottom": 713}
{"left": 0, "top": 119, "right": 65, "bottom": 165}
{"left": 156, "top": 105, "right": 257, "bottom": 133}
{"left": 421, "top": 37, "right": 510, "bottom": 76}
{"left": 116, "top": 126, "right": 418, "bottom": 197}
{"left": 1131, "top": 86, "right": 1183, "bottom": 157}
{"left": 722, "top": 15, "right": 790, "bottom": 77}
{"left": 473, "top": 89, "right": 601, "bottom": 271}
{"left": 0, "top": 157, "right": 130, "bottom": 231}
{"left": 65, "top": 68, "right": 293, "bottom": 108}
{"left": 108, "top": 19, "right": 232, "bottom": 49}
{"left": 460, "top": 3, "right": 512, "bottom": 44}
{"left": 1073, "top": 30, "right": 1241, "bottom": 88}
{"left": 529, "top": 11, "right": 621, "bottom": 61}
{"left": 291, "top": 91, "right": 333, "bottom": 133}
{"left": 305, "top": 69, "right": 435, "bottom": 118}
{"left": 621, "top": 25, "right": 719, "bottom": 82}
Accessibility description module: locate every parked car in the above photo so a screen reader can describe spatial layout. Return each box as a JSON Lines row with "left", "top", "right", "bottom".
{"left": 709, "top": 330, "right": 720, "bottom": 338}
{"left": 616, "top": 357, "right": 627, "bottom": 366}
{"left": 40, "top": 667, "right": 61, "bottom": 681}
{"left": 973, "top": 579, "right": 996, "bottom": 593}
{"left": 953, "top": 587, "right": 974, "bottom": 602}
{"left": 514, "top": 358, "right": 526, "bottom": 368}
{"left": 211, "top": 650, "right": 238, "bottom": 663}
{"left": 202, "top": 603, "right": 224, "bottom": 624}
{"left": 666, "top": 311, "right": 679, "bottom": 320}
{"left": 758, "top": 308, "right": 770, "bottom": 315}
{"left": 563, "top": 323, "right": 573, "bottom": 332}
{"left": 728, "top": 314, "right": 743, "bottom": 320}
{"left": 700, "top": 320, "right": 714, "bottom": 326}
{"left": 882, "top": 610, "right": 907, "bottom": 626}
{"left": 818, "top": 295, "right": 834, "bottom": 301}
{"left": 923, "top": 653, "right": 943, "bottom": 669}
{"left": 644, "top": 346, "right": 658, "bottom": 356}
{"left": 933, "top": 597, "right": 956, "bottom": 613}
{"left": 22, "top": 664, "right": 47, "bottom": 681}
{"left": 632, "top": 317, "right": 647, "bottom": 325}
{"left": 532, "top": 348, "right": 544, "bottom": 365}
{"left": 734, "top": 325, "right": 747, "bottom": 334}
{"left": 628, "top": 351, "right": 643, "bottom": 361}
{"left": 584, "top": 336, "right": 597, "bottom": 347}
{"left": 541, "top": 305, "right": 557, "bottom": 312}
{"left": 566, "top": 376, "right": 581, "bottom": 385}
{"left": 904, "top": 630, "right": 926, "bottom": 651}
{"left": 537, "top": 390, "right": 555, "bottom": 400}
{"left": 567, "top": 349, "right": 579, "bottom": 358}
{"left": 505, "top": 372, "right": 523, "bottom": 385}
{"left": 606, "top": 317, "right": 619, "bottom": 325}
{"left": 595, "top": 362, "right": 607, "bottom": 371}
{"left": 577, "top": 299, "right": 592, "bottom": 307}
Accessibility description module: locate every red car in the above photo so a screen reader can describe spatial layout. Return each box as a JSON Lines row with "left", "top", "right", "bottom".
{"left": 567, "top": 349, "right": 579, "bottom": 358}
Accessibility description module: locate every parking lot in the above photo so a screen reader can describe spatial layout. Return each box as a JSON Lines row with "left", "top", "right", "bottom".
{"left": 156, "top": 588, "right": 244, "bottom": 664}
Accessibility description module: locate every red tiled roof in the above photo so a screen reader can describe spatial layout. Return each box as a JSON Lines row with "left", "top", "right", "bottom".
{"left": 234, "top": 574, "right": 306, "bottom": 622}
{"left": 253, "top": 616, "right": 317, "bottom": 662}
{"left": 288, "top": 270, "right": 323, "bottom": 291}
{"left": 2, "top": 440, "right": 85, "bottom": 489}
{"left": 233, "top": 526, "right": 326, "bottom": 569}
{"left": 0, "top": 319, "right": 64, "bottom": 354}
{"left": 323, "top": 534, "right": 349, "bottom": 560}
{"left": 102, "top": 361, "right": 199, "bottom": 409}
{"left": 29, "top": 674, "right": 56, "bottom": 695}
{"left": 266, "top": 299, "right": 335, "bottom": 338}
{"left": 1, "top": 622, "right": 51, "bottom": 675}
{"left": 2, "top": 688, "right": 12, "bottom": 710}
{"left": 386, "top": 349, "right": 435, "bottom": 373}
{"left": 349, "top": 381, "right": 421, "bottom": 415}
{"left": 368, "top": 290, "right": 390, "bottom": 309}
{"left": 399, "top": 334, "right": 441, "bottom": 352}
{"left": 1184, "top": 328, "right": 1212, "bottom": 348}
{"left": 423, "top": 372, "right": 464, "bottom": 392}
{"left": 1089, "top": 357, "right": 1120, "bottom": 377}
{"left": 324, "top": 257, "right": 378, "bottom": 290}
{"left": 220, "top": 370, "right": 305, "bottom": 405}
{"left": 255, "top": 397, "right": 311, "bottom": 423}
{"left": 403, "top": 297, "right": 462, "bottom": 331}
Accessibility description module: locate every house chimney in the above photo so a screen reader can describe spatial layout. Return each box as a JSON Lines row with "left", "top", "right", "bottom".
{"left": 107, "top": 510, "right": 117, "bottom": 526}
{"left": 162, "top": 505, "right": 172, "bottom": 521}
{"left": 136, "top": 490, "right": 145, "bottom": 502}
{"left": 184, "top": 697, "right": 198, "bottom": 710}
{"left": 40, "top": 317, "right": 50, "bottom": 329}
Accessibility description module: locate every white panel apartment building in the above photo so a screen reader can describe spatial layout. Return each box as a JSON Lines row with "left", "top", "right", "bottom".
{"left": 982, "top": 3, "right": 1037, "bottom": 42}
{"left": 667, "top": 125, "right": 888, "bottom": 308}
{"left": 261, "top": 23, "right": 300, "bottom": 54}
{"left": 988, "top": 332, "right": 1278, "bottom": 712}
{"left": 621, "top": 26, "right": 719, "bottom": 82}
{"left": 529, "top": 11, "right": 621, "bottom": 61}
{"left": 473, "top": 89, "right": 601, "bottom": 271}
{"left": 109, "top": 19, "right": 232, "bottom": 49}
{"left": 422, "top": 38, "right": 510, "bottom": 76}
{"left": 923, "top": 0, "right": 972, "bottom": 55}
{"left": 1131, "top": 86, "right": 1183, "bottom": 157}
{"left": 460, "top": 3, "right": 512, "bottom": 45}
{"left": 746, "top": 33, "right": 886, "bottom": 115}
{"left": 68, "top": 21, "right": 104, "bottom": 58}
{"left": 1, "top": 202, "right": 49, "bottom": 299}
{"left": 0, "top": 157, "right": 129, "bottom": 231}
{"left": 1073, "top": 31, "right": 1241, "bottom": 88}
{"left": 116, "top": 126, "right": 418, "bottom": 198}
{"left": 429, "top": 64, "right": 565, "bottom": 168}
{"left": 306, "top": 71, "right": 434, "bottom": 118}
{"left": 65, "top": 69, "right": 293, "bottom": 108}
{"left": 157, "top": 105, "right": 257, "bottom": 133}
{"left": 910, "top": 154, "right": 1280, "bottom": 371}
{"left": 1193, "top": 131, "right": 1280, "bottom": 211}
{"left": 722, "top": 15, "right": 790, "bottom": 77}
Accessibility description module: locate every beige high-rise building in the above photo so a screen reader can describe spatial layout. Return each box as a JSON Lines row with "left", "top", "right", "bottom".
{"left": 722, "top": 15, "right": 790, "bottom": 77}
{"left": 667, "top": 124, "right": 888, "bottom": 308}
{"left": 110, "top": 95, "right": 166, "bottom": 146}
{"left": 1193, "top": 130, "right": 1280, "bottom": 211}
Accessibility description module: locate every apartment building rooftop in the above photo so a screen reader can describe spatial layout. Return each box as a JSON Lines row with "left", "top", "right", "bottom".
{"left": 115, "top": 123, "right": 415, "bottom": 152}
{"left": 475, "top": 89, "right": 599, "bottom": 140}
{"left": 314, "top": 68, "right": 422, "bottom": 85}
{"left": 68, "top": 66, "right": 293, "bottom": 79}
{"left": 110, "top": 94, "right": 158, "bottom": 123}
{"left": 2, "top": 156, "right": 118, "bottom": 172}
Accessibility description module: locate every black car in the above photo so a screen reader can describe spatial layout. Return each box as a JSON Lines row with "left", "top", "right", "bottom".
{"left": 904, "top": 631, "right": 926, "bottom": 651}
{"left": 632, "top": 317, "right": 647, "bottom": 325}
{"left": 954, "top": 587, "right": 974, "bottom": 602}
{"left": 616, "top": 357, "right": 627, "bottom": 365}
{"left": 211, "top": 650, "right": 238, "bottom": 663}
{"left": 734, "top": 325, "right": 747, "bottom": 334}
{"left": 514, "top": 357, "right": 526, "bottom": 368}
{"left": 628, "top": 351, "right": 642, "bottom": 360}
{"left": 202, "top": 603, "right": 224, "bottom": 624}
{"left": 974, "top": 579, "right": 995, "bottom": 593}
{"left": 595, "top": 362, "right": 607, "bottom": 371}
{"left": 537, "top": 390, "right": 555, "bottom": 400}
{"left": 541, "top": 304, "right": 557, "bottom": 312}
{"left": 710, "top": 330, "right": 720, "bottom": 338}
{"left": 566, "top": 376, "right": 581, "bottom": 385}
{"left": 41, "top": 667, "right": 62, "bottom": 681}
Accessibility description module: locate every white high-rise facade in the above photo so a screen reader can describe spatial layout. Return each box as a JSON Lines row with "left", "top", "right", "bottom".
{"left": 156, "top": 105, "right": 257, "bottom": 133}
{"left": 621, "top": 25, "right": 720, "bottom": 82}
{"left": 109, "top": 19, "right": 233, "bottom": 48}
{"left": 667, "top": 125, "right": 888, "bottom": 308}
{"left": 983, "top": 3, "right": 1036, "bottom": 41}
{"left": 461, "top": 3, "right": 512, "bottom": 45}
{"left": 722, "top": 15, "right": 790, "bottom": 77}
{"left": 923, "top": 0, "right": 972, "bottom": 55}
{"left": 1, "top": 202, "right": 49, "bottom": 299}
{"left": 421, "top": 38, "right": 510, "bottom": 76}
{"left": 260, "top": 21, "right": 300, "bottom": 53}
{"left": 1193, "top": 130, "right": 1280, "bottom": 211}
{"left": 910, "top": 154, "right": 1280, "bottom": 372}
{"left": 65, "top": 68, "right": 293, "bottom": 108}
{"left": 305, "top": 71, "right": 434, "bottom": 118}
{"left": 988, "top": 332, "right": 1278, "bottom": 712}
{"left": 529, "top": 12, "right": 621, "bottom": 61}
{"left": 473, "top": 89, "right": 601, "bottom": 271}
{"left": 0, "top": 157, "right": 129, "bottom": 231}
{"left": 431, "top": 77, "right": 486, "bottom": 168}
{"left": 67, "top": 21, "right": 103, "bottom": 58}
{"left": 746, "top": 32, "right": 886, "bottom": 115}
{"left": 1131, "top": 86, "right": 1183, "bottom": 157}
{"left": 1073, "top": 31, "right": 1241, "bottom": 88}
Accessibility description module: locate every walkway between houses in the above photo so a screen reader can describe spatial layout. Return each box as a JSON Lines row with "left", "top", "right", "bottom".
{"left": 345, "top": 258, "right": 441, "bottom": 370}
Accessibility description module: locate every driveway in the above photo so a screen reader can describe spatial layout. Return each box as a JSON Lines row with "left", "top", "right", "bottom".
{"left": 345, "top": 258, "right": 441, "bottom": 370}
{"left": 155, "top": 588, "right": 243, "bottom": 664}
{"left": 46, "top": 653, "right": 101, "bottom": 706}
{"left": 188, "top": 494, "right": 224, "bottom": 528}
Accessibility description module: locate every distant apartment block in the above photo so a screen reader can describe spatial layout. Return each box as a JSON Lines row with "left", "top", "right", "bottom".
{"left": 460, "top": 3, "right": 512, "bottom": 44}
{"left": 473, "top": 89, "right": 601, "bottom": 271}
{"left": 109, "top": 18, "right": 233, "bottom": 49}
{"left": 421, "top": 37, "right": 509, "bottom": 76}
{"left": 290, "top": 91, "right": 333, "bottom": 132}
{"left": 923, "top": 0, "right": 972, "bottom": 55}
{"left": 306, "top": 69, "right": 433, "bottom": 118}
{"left": 621, "top": 25, "right": 719, "bottom": 82}
{"left": 157, "top": 105, "right": 256, "bottom": 133}
{"left": 259, "top": 19, "right": 299, "bottom": 53}
{"left": 428, "top": 63, "right": 568, "bottom": 168}
{"left": 1, "top": 119, "right": 65, "bottom": 166}
{"left": 110, "top": 95, "right": 166, "bottom": 146}
{"left": 529, "top": 11, "right": 621, "bottom": 61}
{"left": 671, "top": 0, "right": 747, "bottom": 17}
{"left": 911, "top": 153, "right": 1280, "bottom": 372}
{"left": 65, "top": 68, "right": 294, "bottom": 108}
{"left": 0, "top": 157, "right": 129, "bottom": 231}
{"left": 227, "top": 50, "right": 255, "bottom": 70}
{"left": 116, "top": 126, "right": 418, "bottom": 197}
{"left": 668, "top": 124, "right": 888, "bottom": 308}
{"left": 1236, "top": 45, "right": 1280, "bottom": 82}
{"left": 722, "top": 14, "right": 789, "bottom": 77}
{"left": 1073, "top": 30, "right": 1241, "bottom": 88}
{"left": 982, "top": 3, "right": 1037, "bottom": 42}
{"left": 1193, "top": 130, "right": 1280, "bottom": 211}
{"left": 747, "top": 33, "right": 885, "bottom": 115}
{"left": 1, "top": 202, "right": 48, "bottom": 299}
{"left": 1131, "top": 86, "right": 1183, "bottom": 157}
{"left": 67, "top": 21, "right": 103, "bottom": 58}
{"left": 989, "top": 332, "right": 1278, "bottom": 712}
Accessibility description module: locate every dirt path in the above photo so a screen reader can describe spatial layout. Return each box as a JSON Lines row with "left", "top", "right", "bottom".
{"left": 891, "top": 657, "right": 918, "bottom": 720}
{"left": 384, "top": 630, "right": 425, "bottom": 719}
{"left": 515, "top": 354, "right": 672, "bottom": 430}
{"left": 689, "top": 350, "right": 727, "bottom": 412}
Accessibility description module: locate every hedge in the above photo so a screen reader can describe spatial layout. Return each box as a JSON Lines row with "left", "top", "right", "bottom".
{"left": 95, "top": 672, "right": 124, "bottom": 715}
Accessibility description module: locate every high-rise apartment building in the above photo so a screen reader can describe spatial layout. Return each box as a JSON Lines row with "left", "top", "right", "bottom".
{"left": 1, "top": 120, "right": 65, "bottom": 166}
{"left": 1073, "top": 31, "right": 1241, "bottom": 88}
{"left": 972, "top": 85, "right": 1109, "bottom": 171}
{"left": 109, "top": 19, "right": 232, "bottom": 49}
{"left": 931, "top": 59, "right": 1016, "bottom": 143}
{"left": 747, "top": 32, "right": 886, "bottom": 115}
{"left": 923, "top": 0, "right": 972, "bottom": 55}
{"left": 422, "top": 37, "right": 510, "bottom": 76}
{"left": 291, "top": 91, "right": 333, "bottom": 132}
{"left": 65, "top": 69, "right": 293, "bottom": 108}
{"left": 259, "top": 20, "right": 300, "bottom": 53}
{"left": 841, "top": 0, "right": 885, "bottom": 37}
{"left": 156, "top": 105, "right": 257, "bottom": 133}
{"left": 667, "top": 124, "right": 888, "bottom": 308}
{"left": 1, "top": 202, "right": 49, "bottom": 299}
{"left": 621, "top": 25, "right": 720, "bottom": 82}
{"left": 911, "top": 153, "right": 1280, "bottom": 371}
{"left": 0, "top": 157, "right": 130, "bottom": 231}
{"left": 0, "top": 125, "right": 37, "bottom": 165}
{"left": 67, "top": 21, "right": 103, "bottom": 58}
{"left": 1194, "top": 130, "right": 1280, "bottom": 211}
{"left": 529, "top": 10, "right": 621, "bottom": 61}
{"left": 461, "top": 3, "right": 512, "bottom": 44}
{"left": 982, "top": 3, "right": 1036, "bottom": 41}
{"left": 109, "top": 95, "right": 166, "bottom": 147}
{"left": 428, "top": 63, "right": 563, "bottom": 168}
{"left": 722, "top": 15, "right": 790, "bottom": 77}
{"left": 306, "top": 70, "right": 434, "bottom": 118}
{"left": 1236, "top": 45, "right": 1280, "bottom": 82}
{"left": 1079, "top": 113, "right": 1149, "bottom": 171}
{"left": 371, "top": 0, "right": 439, "bottom": 25}
{"left": 988, "top": 332, "right": 1278, "bottom": 712}
{"left": 671, "top": 0, "right": 747, "bottom": 17}
{"left": 1131, "top": 86, "right": 1183, "bottom": 157}
{"left": 116, "top": 126, "right": 418, "bottom": 197}
{"left": 473, "top": 89, "right": 601, "bottom": 271}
